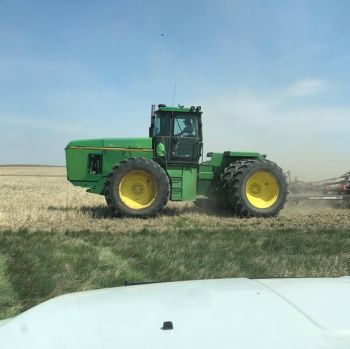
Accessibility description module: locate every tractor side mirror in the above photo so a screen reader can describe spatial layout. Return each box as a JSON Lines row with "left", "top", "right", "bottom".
{"left": 149, "top": 126, "right": 154, "bottom": 138}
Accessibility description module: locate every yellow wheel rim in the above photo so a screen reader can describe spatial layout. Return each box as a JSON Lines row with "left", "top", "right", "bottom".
{"left": 246, "top": 170, "right": 279, "bottom": 209}
{"left": 119, "top": 170, "right": 157, "bottom": 210}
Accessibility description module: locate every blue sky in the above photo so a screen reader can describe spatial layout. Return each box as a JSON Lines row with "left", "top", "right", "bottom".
{"left": 1, "top": 0, "right": 350, "bottom": 179}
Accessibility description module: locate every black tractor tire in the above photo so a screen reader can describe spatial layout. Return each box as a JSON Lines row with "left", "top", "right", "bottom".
{"left": 104, "top": 157, "right": 170, "bottom": 218}
{"left": 218, "top": 161, "right": 244, "bottom": 210}
{"left": 220, "top": 159, "right": 288, "bottom": 217}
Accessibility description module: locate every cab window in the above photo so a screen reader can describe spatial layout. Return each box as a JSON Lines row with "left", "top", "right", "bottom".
{"left": 173, "top": 115, "right": 198, "bottom": 137}
{"left": 153, "top": 113, "right": 170, "bottom": 136}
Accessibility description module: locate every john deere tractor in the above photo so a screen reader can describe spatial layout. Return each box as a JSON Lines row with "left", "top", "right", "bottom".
{"left": 65, "top": 104, "right": 288, "bottom": 217}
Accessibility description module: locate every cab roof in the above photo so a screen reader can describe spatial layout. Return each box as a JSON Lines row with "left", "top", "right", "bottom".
{"left": 156, "top": 104, "right": 202, "bottom": 113}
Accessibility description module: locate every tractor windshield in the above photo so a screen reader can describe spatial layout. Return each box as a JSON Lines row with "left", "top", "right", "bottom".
{"left": 173, "top": 115, "right": 198, "bottom": 137}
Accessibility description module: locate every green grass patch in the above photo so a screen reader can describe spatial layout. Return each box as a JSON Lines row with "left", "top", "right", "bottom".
{"left": 1, "top": 227, "right": 350, "bottom": 320}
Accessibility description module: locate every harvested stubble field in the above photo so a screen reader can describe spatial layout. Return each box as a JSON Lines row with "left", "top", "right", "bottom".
{"left": 1, "top": 166, "right": 350, "bottom": 319}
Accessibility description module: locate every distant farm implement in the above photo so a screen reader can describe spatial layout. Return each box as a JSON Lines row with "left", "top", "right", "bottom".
{"left": 287, "top": 170, "right": 350, "bottom": 205}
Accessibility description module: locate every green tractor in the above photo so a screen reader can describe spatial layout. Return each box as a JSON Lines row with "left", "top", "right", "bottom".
{"left": 65, "top": 104, "right": 288, "bottom": 217}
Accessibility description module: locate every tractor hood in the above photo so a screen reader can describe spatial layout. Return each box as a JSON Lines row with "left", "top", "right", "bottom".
{"left": 1, "top": 278, "right": 350, "bottom": 349}
{"left": 65, "top": 137, "right": 152, "bottom": 150}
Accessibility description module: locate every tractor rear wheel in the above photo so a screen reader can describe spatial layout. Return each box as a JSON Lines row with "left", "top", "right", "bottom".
{"left": 220, "top": 159, "right": 288, "bottom": 217}
{"left": 104, "top": 157, "right": 170, "bottom": 217}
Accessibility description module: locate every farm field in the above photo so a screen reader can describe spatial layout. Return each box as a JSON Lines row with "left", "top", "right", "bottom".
{"left": 1, "top": 166, "right": 350, "bottom": 320}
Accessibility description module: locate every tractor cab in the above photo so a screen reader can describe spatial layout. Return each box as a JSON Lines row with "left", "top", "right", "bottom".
{"left": 149, "top": 104, "right": 203, "bottom": 164}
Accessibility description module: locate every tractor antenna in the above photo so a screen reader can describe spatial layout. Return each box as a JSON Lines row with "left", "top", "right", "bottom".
{"left": 172, "top": 83, "right": 176, "bottom": 106}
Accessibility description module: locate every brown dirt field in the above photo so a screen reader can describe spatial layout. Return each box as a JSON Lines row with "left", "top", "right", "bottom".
{"left": 1, "top": 167, "right": 350, "bottom": 233}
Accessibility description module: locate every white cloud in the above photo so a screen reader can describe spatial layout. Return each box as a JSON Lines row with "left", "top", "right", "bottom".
{"left": 202, "top": 80, "right": 350, "bottom": 180}
{"left": 0, "top": 114, "right": 114, "bottom": 138}
{"left": 285, "top": 78, "right": 327, "bottom": 97}
{"left": 0, "top": 115, "right": 80, "bottom": 135}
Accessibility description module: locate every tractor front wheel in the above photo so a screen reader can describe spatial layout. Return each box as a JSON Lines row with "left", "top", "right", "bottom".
{"left": 104, "top": 157, "right": 170, "bottom": 217}
{"left": 220, "top": 159, "right": 288, "bottom": 217}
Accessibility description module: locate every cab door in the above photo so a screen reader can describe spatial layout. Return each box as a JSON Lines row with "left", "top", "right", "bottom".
{"left": 170, "top": 114, "right": 201, "bottom": 164}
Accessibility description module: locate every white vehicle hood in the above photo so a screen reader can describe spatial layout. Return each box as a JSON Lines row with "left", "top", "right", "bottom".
{"left": 0, "top": 277, "right": 350, "bottom": 349}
